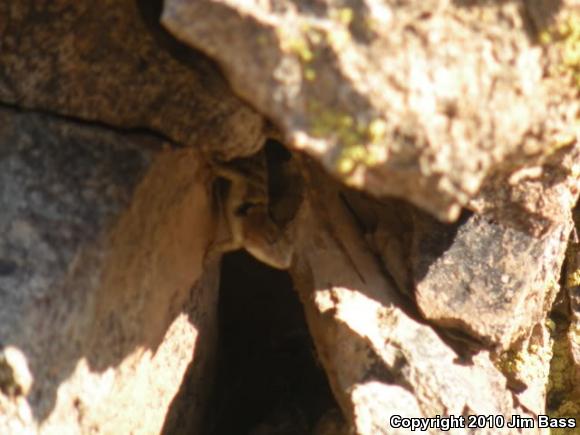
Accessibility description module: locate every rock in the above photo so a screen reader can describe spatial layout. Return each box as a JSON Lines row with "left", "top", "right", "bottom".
{"left": 0, "top": 0, "right": 265, "bottom": 159}
{"left": 290, "top": 167, "right": 537, "bottom": 434}
{"left": 1, "top": 0, "right": 578, "bottom": 431}
{"left": 555, "top": 205, "right": 580, "bottom": 411}
{"left": 313, "top": 408, "right": 348, "bottom": 435}
{"left": 468, "top": 1, "right": 580, "bottom": 236}
{"left": 0, "top": 108, "right": 217, "bottom": 434}
{"left": 469, "top": 141, "right": 580, "bottom": 236}
{"left": 546, "top": 286, "right": 580, "bottom": 427}
{"left": 335, "top": 190, "right": 573, "bottom": 351}
{"left": 0, "top": 347, "right": 33, "bottom": 398}
{"left": 162, "top": 0, "right": 578, "bottom": 231}
{"left": 341, "top": 187, "right": 574, "bottom": 414}
{"left": 411, "top": 211, "right": 571, "bottom": 349}
{"left": 496, "top": 323, "right": 554, "bottom": 416}
{"left": 569, "top": 286, "right": 580, "bottom": 396}
{"left": 568, "top": 225, "right": 580, "bottom": 392}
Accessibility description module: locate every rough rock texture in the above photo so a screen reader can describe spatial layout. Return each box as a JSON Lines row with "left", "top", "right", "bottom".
{"left": 469, "top": 134, "right": 580, "bottom": 236}
{"left": 333, "top": 187, "right": 578, "bottom": 423}
{"left": 568, "top": 207, "right": 580, "bottom": 383}
{"left": 496, "top": 322, "right": 554, "bottom": 416}
{"left": 333, "top": 191, "right": 572, "bottom": 350}
{"left": 289, "top": 166, "right": 539, "bottom": 434}
{"left": 0, "top": 109, "right": 218, "bottom": 434}
{"left": 163, "top": 0, "right": 579, "bottom": 231}
{"left": 569, "top": 243, "right": 580, "bottom": 396}
{"left": 1, "top": 0, "right": 579, "bottom": 433}
{"left": 0, "top": 0, "right": 265, "bottom": 159}
{"left": 545, "top": 205, "right": 580, "bottom": 423}
{"left": 412, "top": 211, "right": 570, "bottom": 349}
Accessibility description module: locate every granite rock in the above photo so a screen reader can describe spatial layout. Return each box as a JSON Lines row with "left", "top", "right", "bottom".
{"left": 0, "top": 108, "right": 217, "bottom": 434}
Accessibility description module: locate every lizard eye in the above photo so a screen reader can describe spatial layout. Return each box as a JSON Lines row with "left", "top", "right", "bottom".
{"left": 235, "top": 202, "right": 256, "bottom": 216}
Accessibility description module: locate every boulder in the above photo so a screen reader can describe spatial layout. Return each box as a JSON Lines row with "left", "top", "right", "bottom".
{"left": 0, "top": 109, "right": 217, "bottom": 434}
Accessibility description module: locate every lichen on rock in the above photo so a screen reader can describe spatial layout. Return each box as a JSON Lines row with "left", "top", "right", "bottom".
{"left": 163, "top": 0, "right": 579, "bottom": 232}
{"left": 1, "top": 0, "right": 580, "bottom": 433}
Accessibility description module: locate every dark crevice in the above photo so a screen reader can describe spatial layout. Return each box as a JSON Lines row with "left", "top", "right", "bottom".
{"left": 205, "top": 251, "right": 339, "bottom": 435}
{"left": 0, "top": 100, "right": 179, "bottom": 149}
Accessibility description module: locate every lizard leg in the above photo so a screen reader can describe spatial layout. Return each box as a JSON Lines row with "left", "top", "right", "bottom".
{"left": 204, "top": 176, "right": 247, "bottom": 263}
{"left": 243, "top": 208, "right": 294, "bottom": 269}
{"left": 209, "top": 213, "right": 244, "bottom": 254}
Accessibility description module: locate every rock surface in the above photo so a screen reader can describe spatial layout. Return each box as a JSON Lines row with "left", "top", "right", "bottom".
{"left": 412, "top": 211, "right": 570, "bottom": 349}
{"left": 0, "top": 0, "right": 579, "bottom": 433}
{"left": 333, "top": 191, "right": 573, "bottom": 350}
{"left": 496, "top": 322, "right": 554, "bottom": 416}
{"left": 0, "top": 0, "right": 265, "bottom": 159}
{"left": 162, "top": 0, "right": 579, "bottom": 231}
{"left": 289, "top": 167, "right": 540, "bottom": 434}
{"left": 546, "top": 205, "right": 580, "bottom": 422}
{"left": 0, "top": 108, "right": 217, "bottom": 434}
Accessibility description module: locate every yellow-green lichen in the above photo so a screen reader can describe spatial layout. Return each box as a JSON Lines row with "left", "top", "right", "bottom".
{"left": 304, "top": 67, "right": 317, "bottom": 81}
{"left": 546, "top": 300, "right": 580, "bottom": 428}
{"left": 333, "top": 7, "right": 354, "bottom": 26}
{"left": 546, "top": 318, "right": 556, "bottom": 334}
{"left": 550, "top": 400, "right": 580, "bottom": 435}
{"left": 276, "top": 9, "right": 357, "bottom": 82}
{"left": 277, "top": 24, "right": 323, "bottom": 83}
{"left": 567, "top": 268, "right": 580, "bottom": 288}
{"left": 307, "top": 102, "right": 390, "bottom": 176}
{"left": 548, "top": 336, "right": 572, "bottom": 393}
{"left": 281, "top": 33, "right": 314, "bottom": 63}
{"left": 336, "top": 123, "right": 389, "bottom": 174}
{"left": 565, "top": 243, "right": 580, "bottom": 288}
{"left": 308, "top": 104, "right": 358, "bottom": 142}
{"left": 496, "top": 339, "right": 553, "bottom": 385}
{"left": 540, "top": 12, "right": 580, "bottom": 89}
{"left": 278, "top": 11, "right": 390, "bottom": 177}
{"left": 326, "top": 27, "right": 351, "bottom": 50}
{"left": 368, "top": 119, "right": 388, "bottom": 143}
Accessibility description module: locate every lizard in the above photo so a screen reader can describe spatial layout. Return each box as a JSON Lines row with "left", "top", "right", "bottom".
{"left": 206, "top": 144, "right": 298, "bottom": 270}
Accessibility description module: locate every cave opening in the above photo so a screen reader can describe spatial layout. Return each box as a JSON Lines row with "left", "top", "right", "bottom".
{"left": 205, "top": 250, "right": 339, "bottom": 435}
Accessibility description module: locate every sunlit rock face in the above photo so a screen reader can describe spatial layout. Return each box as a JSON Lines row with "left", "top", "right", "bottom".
{"left": 163, "top": 0, "right": 578, "bottom": 233}
{"left": 0, "top": 109, "right": 218, "bottom": 434}
{"left": 0, "top": 0, "right": 579, "bottom": 433}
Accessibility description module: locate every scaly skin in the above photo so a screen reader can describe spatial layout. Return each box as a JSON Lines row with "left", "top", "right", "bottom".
{"left": 207, "top": 149, "right": 294, "bottom": 269}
